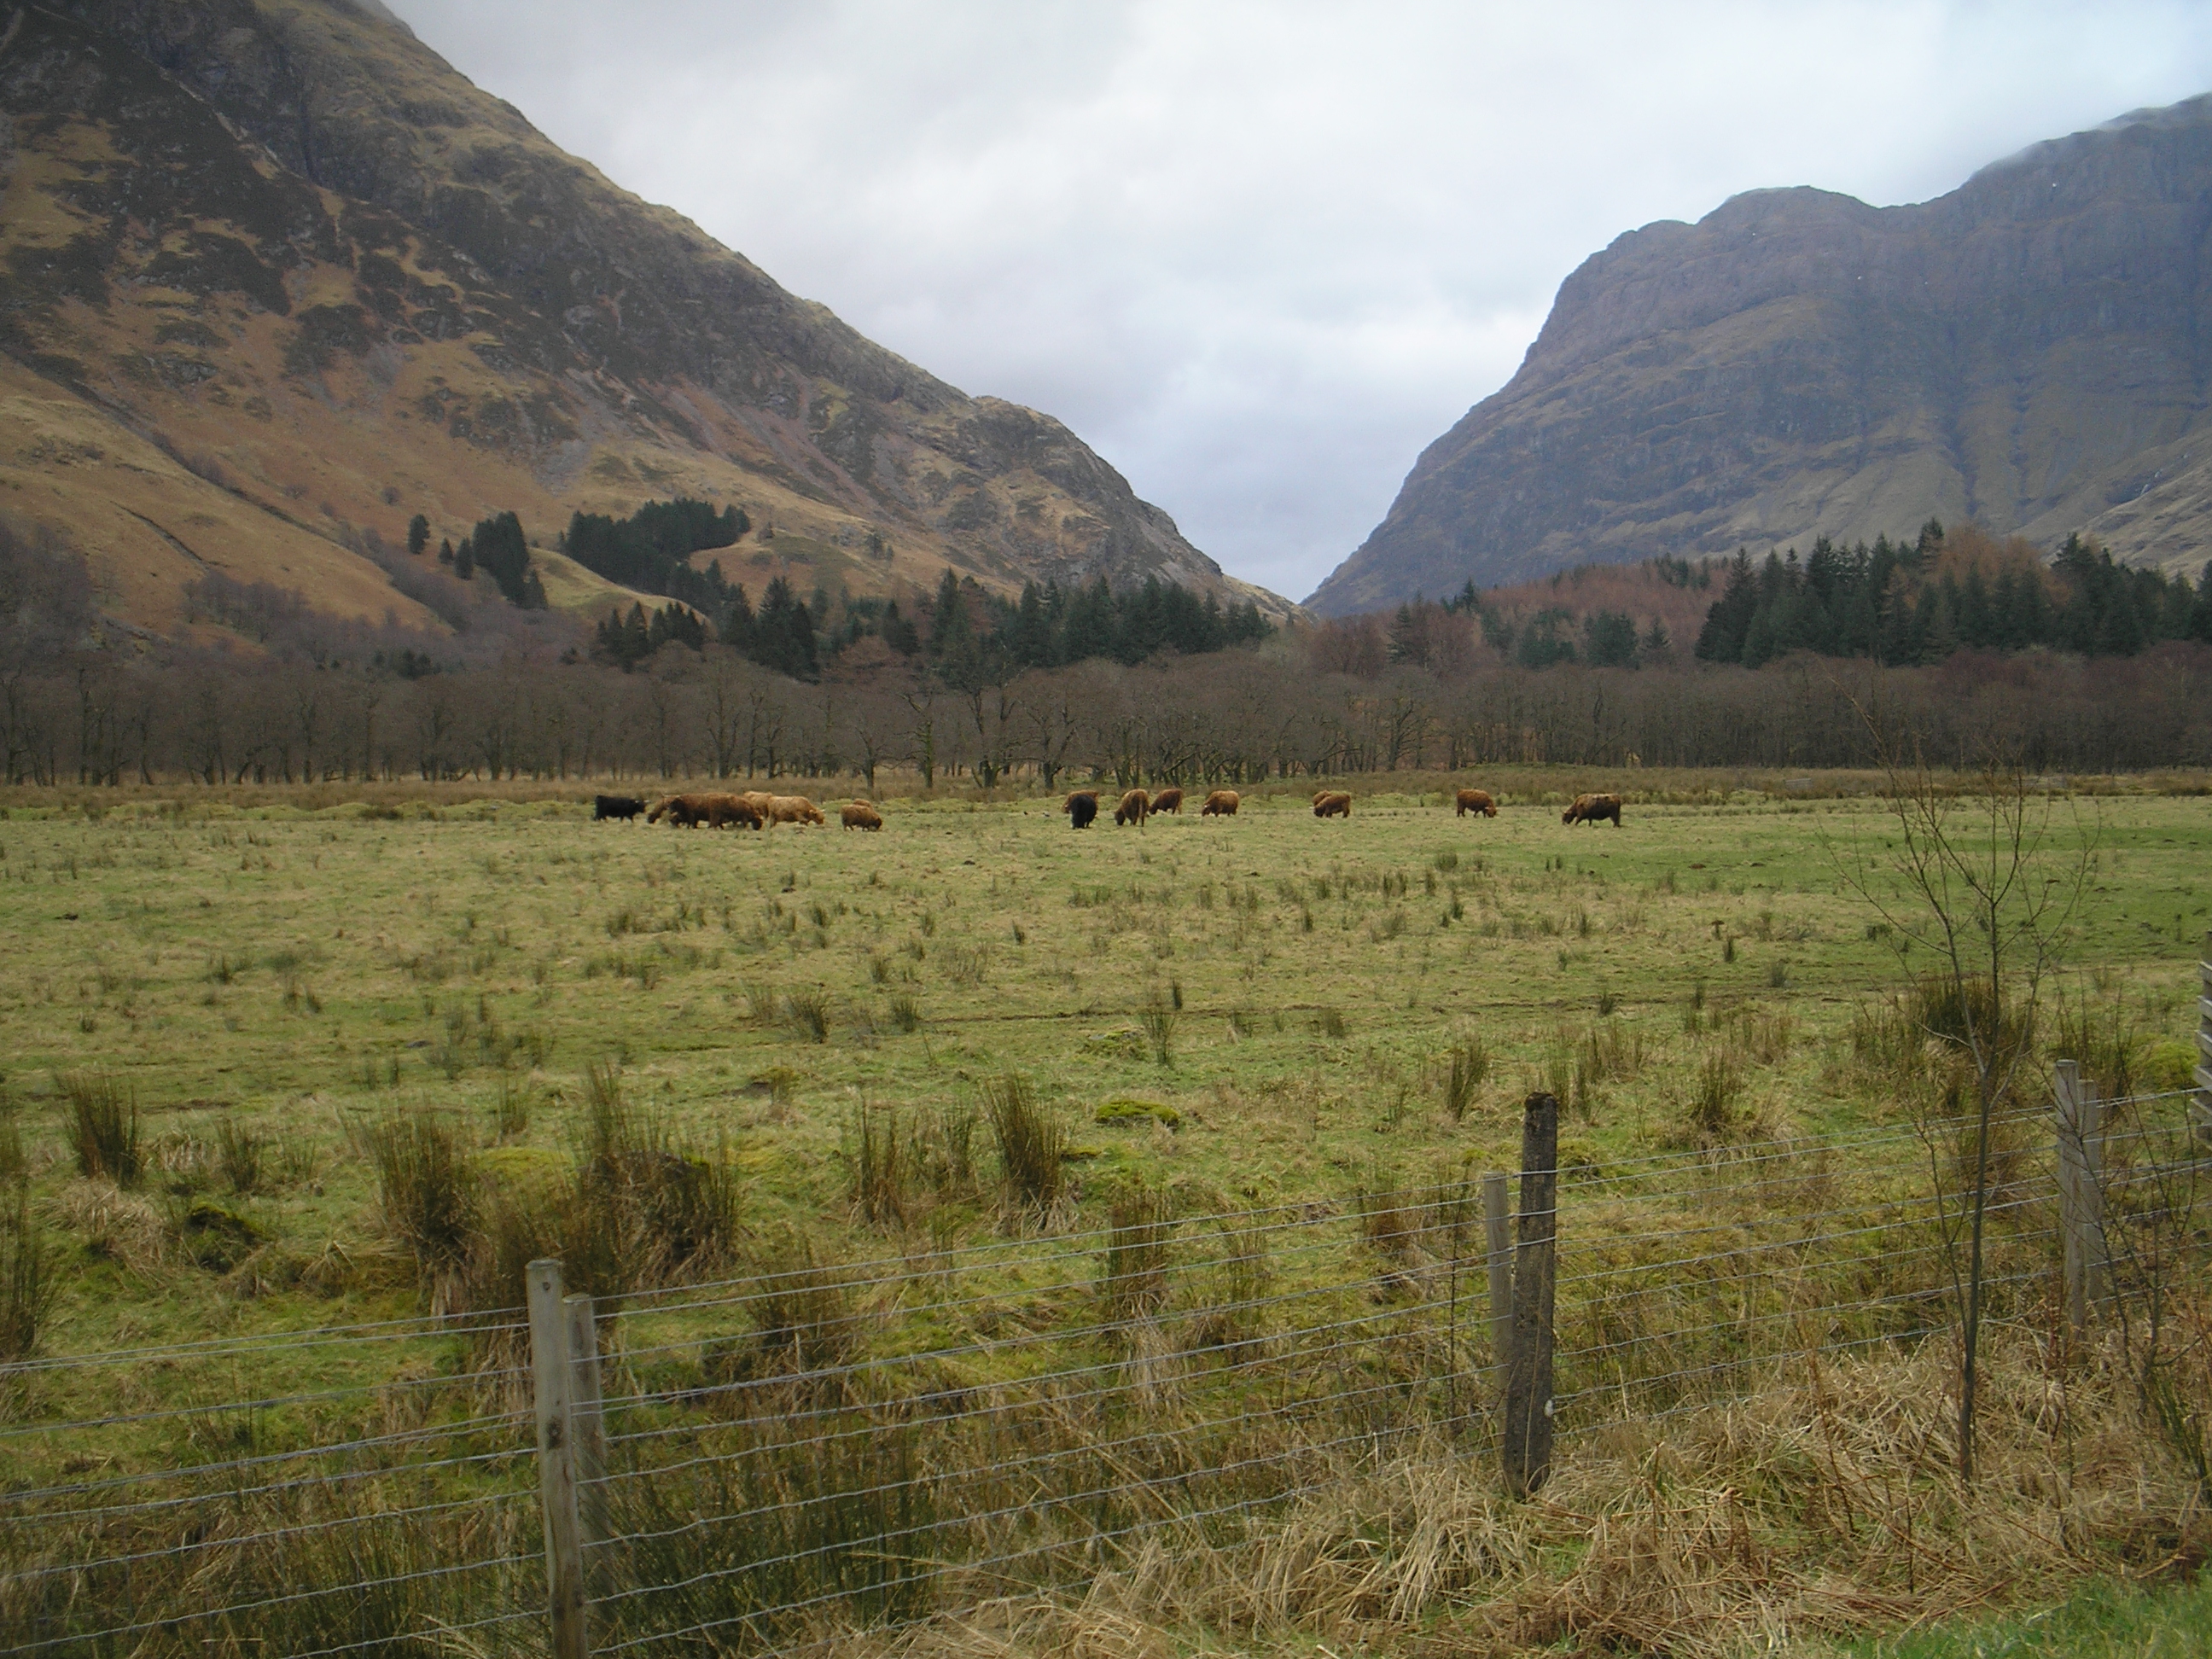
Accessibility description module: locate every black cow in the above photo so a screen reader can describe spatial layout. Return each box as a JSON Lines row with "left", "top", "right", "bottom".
{"left": 1064, "top": 790, "right": 1099, "bottom": 829}
{"left": 594, "top": 795, "right": 647, "bottom": 822}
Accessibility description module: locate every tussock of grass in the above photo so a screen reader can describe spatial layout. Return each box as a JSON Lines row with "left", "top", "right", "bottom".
{"left": 0, "top": 1186, "right": 59, "bottom": 1359}
{"left": 985, "top": 1074, "right": 1068, "bottom": 1224}
{"left": 59, "top": 1070, "right": 139, "bottom": 1186}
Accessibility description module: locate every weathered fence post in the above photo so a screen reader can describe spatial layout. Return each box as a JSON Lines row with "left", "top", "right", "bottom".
{"left": 528, "top": 1260, "right": 590, "bottom": 1659}
{"left": 564, "top": 1291, "right": 608, "bottom": 1554}
{"left": 1502, "top": 1094, "right": 1558, "bottom": 1498}
{"left": 2196, "top": 929, "right": 2212, "bottom": 1147}
{"left": 1482, "top": 1169, "right": 1514, "bottom": 1390}
{"left": 2055, "top": 1062, "right": 2108, "bottom": 1334}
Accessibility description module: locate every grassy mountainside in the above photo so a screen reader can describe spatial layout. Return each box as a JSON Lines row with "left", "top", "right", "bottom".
{"left": 0, "top": 1, "right": 1291, "bottom": 637}
{"left": 1311, "top": 95, "right": 2212, "bottom": 615}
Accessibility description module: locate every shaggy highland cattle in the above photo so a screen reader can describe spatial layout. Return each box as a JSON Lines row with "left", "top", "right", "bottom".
{"left": 1150, "top": 787, "right": 1185, "bottom": 814}
{"left": 841, "top": 800, "right": 883, "bottom": 831}
{"left": 765, "top": 795, "right": 826, "bottom": 826}
{"left": 1454, "top": 789, "right": 1498, "bottom": 818}
{"left": 707, "top": 794, "right": 764, "bottom": 830}
{"left": 593, "top": 794, "right": 646, "bottom": 822}
{"left": 1200, "top": 789, "right": 1239, "bottom": 816}
{"left": 1313, "top": 791, "right": 1353, "bottom": 818}
{"left": 645, "top": 794, "right": 714, "bottom": 827}
{"left": 1115, "top": 789, "right": 1151, "bottom": 827}
{"left": 1065, "top": 790, "right": 1099, "bottom": 829}
{"left": 1562, "top": 793, "right": 1624, "bottom": 827}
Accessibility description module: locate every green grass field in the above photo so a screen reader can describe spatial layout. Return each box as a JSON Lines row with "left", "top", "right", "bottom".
{"left": 2, "top": 773, "right": 2205, "bottom": 1360}
{"left": 3, "top": 771, "right": 2208, "bottom": 1655}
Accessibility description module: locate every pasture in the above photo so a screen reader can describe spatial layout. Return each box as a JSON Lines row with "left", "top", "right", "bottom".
{"left": 1, "top": 772, "right": 2205, "bottom": 1370}
{"left": 3, "top": 771, "right": 2211, "bottom": 1656}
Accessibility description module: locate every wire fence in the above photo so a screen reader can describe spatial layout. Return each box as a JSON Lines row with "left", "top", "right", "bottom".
{"left": 3, "top": 1081, "right": 2206, "bottom": 1658}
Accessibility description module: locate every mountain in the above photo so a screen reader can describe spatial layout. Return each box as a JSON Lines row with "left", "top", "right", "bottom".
{"left": 0, "top": 0, "right": 1291, "bottom": 637}
{"left": 1309, "top": 94, "right": 2212, "bottom": 617}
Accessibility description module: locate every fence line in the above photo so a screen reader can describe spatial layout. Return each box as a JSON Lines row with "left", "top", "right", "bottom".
{"left": 3, "top": 1080, "right": 2203, "bottom": 1657}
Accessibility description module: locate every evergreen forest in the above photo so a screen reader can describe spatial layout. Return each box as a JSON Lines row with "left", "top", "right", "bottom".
{"left": 1693, "top": 523, "right": 2212, "bottom": 667}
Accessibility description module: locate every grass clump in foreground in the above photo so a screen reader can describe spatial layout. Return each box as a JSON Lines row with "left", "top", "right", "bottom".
{"left": 829, "top": 1330, "right": 2211, "bottom": 1659}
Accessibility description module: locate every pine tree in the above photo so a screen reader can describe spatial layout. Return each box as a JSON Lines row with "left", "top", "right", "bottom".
{"left": 406, "top": 514, "right": 430, "bottom": 557}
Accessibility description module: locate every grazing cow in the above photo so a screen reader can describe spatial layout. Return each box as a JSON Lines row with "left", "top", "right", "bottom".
{"left": 707, "top": 793, "right": 764, "bottom": 830}
{"left": 1313, "top": 791, "right": 1353, "bottom": 818}
{"left": 1065, "top": 790, "right": 1099, "bottom": 829}
{"left": 1454, "top": 789, "right": 1497, "bottom": 818}
{"left": 1150, "top": 787, "right": 1185, "bottom": 814}
{"left": 1561, "top": 793, "right": 1624, "bottom": 827}
{"left": 594, "top": 794, "right": 646, "bottom": 822}
{"left": 1115, "top": 789, "right": 1151, "bottom": 827}
{"left": 841, "top": 800, "right": 883, "bottom": 831}
{"left": 765, "top": 795, "right": 825, "bottom": 826}
{"left": 646, "top": 793, "right": 722, "bottom": 827}
{"left": 1200, "top": 789, "right": 1239, "bottom": 817}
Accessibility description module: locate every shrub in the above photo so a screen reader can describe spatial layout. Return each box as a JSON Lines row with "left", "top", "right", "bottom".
{"left": 1690, "top": 1051, "right": 1743, "bottom": 1140}
{"left": 783, "top": 987, "right": 831, "bottom": 1044}
{"left": 845, "top": 1103, "right": 909, "bottom": 1229}
{"left": 913, "top": 1105, "right": 978, "bottom": 1198}
{"left": 740, "top": 1227, "right": 862, "bottom": 1373}
{"left": 984, "top": 1074, "right": 1067, "bottom": 1220}
{"left": 215, "top": 1116, "right": 266, "bottom": 1195}
{"left": 574, "top": 1066, "right": 741, "bottom": 1288}
{"left": 61, "top": 1069, "right": 140, "bottom": 1186}
{"left": 1138, "top": 992, "right": 1179, "bottom": 1067}
{"left": 1443, "top": 1037, "right": 1489, "bottom": 1122}
{"left": 0, "top": 1187, "right": 59, "bottom": 1359}
{"left": 491, "top": 1079, "right": 531, "bottom": 1141}
{"left": 1100, "top": 1185, "right": 1176, "bottom": 1321}
{"left": 363, "top": 1112, "right": 480, "bottom": 1301}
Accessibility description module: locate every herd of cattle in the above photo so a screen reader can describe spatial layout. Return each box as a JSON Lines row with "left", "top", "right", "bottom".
{"left": 594, "top": 787, "right": 1627, "bottom": 830}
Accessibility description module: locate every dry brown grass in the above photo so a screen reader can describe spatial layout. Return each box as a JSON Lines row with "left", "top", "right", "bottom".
{"left": 846, "top": 1328, "right": 2208, "bottom": 1659}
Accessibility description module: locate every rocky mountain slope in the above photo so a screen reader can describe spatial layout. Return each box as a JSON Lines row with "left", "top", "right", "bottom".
{"left": 0, "top": 0, "right": 1289, "bottom": 637}
{"left": 1310, "top": 94, "right": 2212, "bottom": 616}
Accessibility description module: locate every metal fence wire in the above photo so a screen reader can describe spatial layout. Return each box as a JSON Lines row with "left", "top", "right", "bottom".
{"left": 3, "top": 1081, "right": 2205, "bottom": 1658}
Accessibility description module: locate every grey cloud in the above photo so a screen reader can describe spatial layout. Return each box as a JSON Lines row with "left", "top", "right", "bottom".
{"left": 399, "top": 1, "right": 2212, "bottom": 602}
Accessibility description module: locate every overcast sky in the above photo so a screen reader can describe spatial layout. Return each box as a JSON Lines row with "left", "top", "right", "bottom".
{"left": 396, "top": 3, "right": 2212, "bottom": 603}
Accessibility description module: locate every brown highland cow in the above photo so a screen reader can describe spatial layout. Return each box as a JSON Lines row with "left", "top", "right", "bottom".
{"left": 1562, "top": 793, "right": 1623, "bottom": 827}
{"left": 1313, "top": 791, "right": 1353, "bottom": 818}
{"left": 1455, "top": 789, "right": 1498, "bottom": 818}
{"left": 1115, "top": 789, "right": 1151, "bottom": 827}
{"left": 1200, "top": 789, "right": 1239, "bottom": 816}
{"left": 841, "top": 800, "right": 883, "bottom": 831}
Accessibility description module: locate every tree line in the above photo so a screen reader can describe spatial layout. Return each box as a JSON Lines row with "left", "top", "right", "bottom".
{"left": 597, "top": 563, "right": 1274, "bottom": 684}
{"left": 8, "top": 512, "right": 2210, "bottom": 790}
{"left": 1694, "top": 522, "right": 2212, "bottom": 667}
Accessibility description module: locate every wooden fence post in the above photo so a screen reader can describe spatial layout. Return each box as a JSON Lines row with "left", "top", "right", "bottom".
{"left": 2055, "top": 1062, "right": 2108, "bottom": 1335}
{"left": 1482, "top": 1170, "right": 1514, "bottom": 1391}
{"left": 528, "top": 1260, "right": 589, "bottom": 1659}
{"left": 564, "top": 1292, "right": 608, "bottom": 1554}
{"left": 1502, "top": 1093, "right": 1558, "bottom": 1498}
{"left": 2197, "top": 929, "right": 2212, "bottom": 1147}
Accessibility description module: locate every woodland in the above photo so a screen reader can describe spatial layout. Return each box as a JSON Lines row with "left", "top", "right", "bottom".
{"left": 5, "top": 509, "right": 2211, "bottom": 789}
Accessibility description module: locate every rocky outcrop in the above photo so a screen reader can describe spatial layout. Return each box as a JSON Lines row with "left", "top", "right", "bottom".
{"left": 0, "top": 0, "right": 1291, "bottom": 631}
{"left": 1309, "top": 94, "right": 2212, "bottom": 615}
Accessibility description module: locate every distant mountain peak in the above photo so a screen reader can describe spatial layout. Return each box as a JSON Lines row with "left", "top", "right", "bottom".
{"left": 0, "top": 0, "right": 1293, "bottom": 637}
{"left": 1309, "top": 91, "right": 2212, "bottom": 616}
